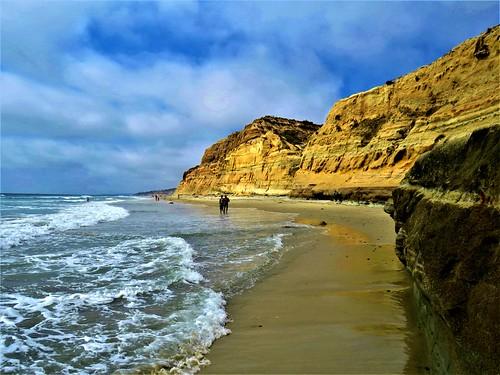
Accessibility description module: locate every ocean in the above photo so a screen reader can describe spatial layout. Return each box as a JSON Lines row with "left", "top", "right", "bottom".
{"left": 0, "top": 194, "right": 308, "bottom": 374}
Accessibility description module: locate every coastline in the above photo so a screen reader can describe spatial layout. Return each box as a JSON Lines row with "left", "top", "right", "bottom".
{"left": 174, "top": 197, "right": 431, "bottom": 374}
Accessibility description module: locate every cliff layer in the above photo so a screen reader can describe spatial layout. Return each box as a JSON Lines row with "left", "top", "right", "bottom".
{"left": 176, "top": 116, "right": 320, "bottom": 195}
{"left": 386, "top": 126, "right": 500, "bottom": 374}
{"left": 293, "top": 26, "right": 499, "bottom": 198}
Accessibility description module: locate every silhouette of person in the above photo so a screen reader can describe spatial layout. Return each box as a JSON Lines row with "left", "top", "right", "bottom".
{"left": 219, "top": 195, "right": 224, "bottom": 214}
{"left": 223, "top": 195, "right": 230, "bottom": 214}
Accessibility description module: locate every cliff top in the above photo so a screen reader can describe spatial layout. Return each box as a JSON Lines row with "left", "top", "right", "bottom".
{"left": 334, "top": 24, "right": 499, "bottom": 108}
{"left": 201, "top": 116, "right": 320, "bottom": 164}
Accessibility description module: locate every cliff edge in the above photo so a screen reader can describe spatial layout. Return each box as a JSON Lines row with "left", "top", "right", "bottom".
{"left": 293, "top": 26, "right": 499, "bottom": 199}
{"left": 386, "top": 125, "right": 500, "bottom": 374}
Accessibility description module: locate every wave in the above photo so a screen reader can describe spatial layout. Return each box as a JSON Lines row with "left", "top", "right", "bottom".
{"left": 0, "top": 236, "right": 229, "bottom": 374}
{"left": 154, "top": 290, "right": 230, "bottom": 374}
{"left": 0, "top": 201, "right": 129, "bottom": 249}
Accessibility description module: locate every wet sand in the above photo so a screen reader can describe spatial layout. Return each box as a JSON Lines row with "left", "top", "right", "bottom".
{"left": 178, "top": 197, "right": 430, "bottom": 374}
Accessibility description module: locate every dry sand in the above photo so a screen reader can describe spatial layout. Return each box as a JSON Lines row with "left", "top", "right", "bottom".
{"left": 177, "top": 197, "right": 430, "bottom": 374}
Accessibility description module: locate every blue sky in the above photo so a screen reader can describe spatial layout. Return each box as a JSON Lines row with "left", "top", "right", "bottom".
{"left": 1, "top": 1, "right": 498, "bottom": 194}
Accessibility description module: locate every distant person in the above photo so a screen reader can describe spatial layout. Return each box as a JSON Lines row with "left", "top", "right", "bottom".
{"left": 219, "top": 195, "right": 224, "bottom": 214}
{"left": 86, "top": 197, "right": 90, "bottom": 202}
{"left": 223, "top": 195, "right": 230, "bottom": 214}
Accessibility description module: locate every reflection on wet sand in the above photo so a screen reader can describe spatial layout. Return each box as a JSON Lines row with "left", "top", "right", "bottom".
{"left": 191, "top": 198, "right": 434, "bottom": 374}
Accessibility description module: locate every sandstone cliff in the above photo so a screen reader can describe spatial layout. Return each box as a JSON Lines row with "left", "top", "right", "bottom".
{"left": 386, "top": 126, "right": 500, "bottom": 374}
{"left": 176, "top": 116, "right": 320, "bottom": 195}
{"left": 293, "top": 26, "right": 499, "bottom": 198}
{"left": 177, "top": 26, "right": 498, "bottom": 199}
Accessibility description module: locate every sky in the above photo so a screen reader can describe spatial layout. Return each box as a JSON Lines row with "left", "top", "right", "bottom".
{"left": 1, "top": 1, "right": 498, "bottom": 194}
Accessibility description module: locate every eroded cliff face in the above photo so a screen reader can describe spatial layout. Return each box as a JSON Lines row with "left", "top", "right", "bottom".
{"left": 176, "top": 116, "right": 320, "bottom": 195}
{"left": 293, "top": 26, "right": 499, "bottom": 198}
{"left": 386, "top": 126, "right": 500, "bottom": 374}
{"left": 177, "top": 26, "right": 499, "bottom": 199}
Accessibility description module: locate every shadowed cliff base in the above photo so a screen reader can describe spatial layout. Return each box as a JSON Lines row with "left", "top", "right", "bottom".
{"left": 387, "top": 125, "right": 500, "bottom": 374}
{"left": 289, "top": 186, "right": 395, "bottom": 203}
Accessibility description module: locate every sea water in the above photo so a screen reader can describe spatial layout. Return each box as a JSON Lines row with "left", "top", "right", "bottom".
{"left": 0, "top": 194, "right": 308, "bottom": 374}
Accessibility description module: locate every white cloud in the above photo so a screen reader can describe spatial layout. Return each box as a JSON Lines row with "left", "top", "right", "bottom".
{"left": 1, "top": 0, "right": 109, "bottom": 81}
{"left": 3, "top": 44, "right": 338, "bottom": 140}
{"left": 1, "top": 72, "right": 118, "bottom": 137}
{"left": 125, "top": 112, "right": 184, "bottom": 137}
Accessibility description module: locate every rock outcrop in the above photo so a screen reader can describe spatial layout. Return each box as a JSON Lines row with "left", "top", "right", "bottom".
{"left": 176, "top": 116, "right": 320, "bottom": 195}
{"left": 293, "top": 26, "right": 499, "bottom": 199}
{"left": 386, "top": 126, "right": 500, "bottom": 374}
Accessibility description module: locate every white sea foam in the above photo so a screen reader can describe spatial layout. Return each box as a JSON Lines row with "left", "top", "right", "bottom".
{"left": 241, "top": 233, "right": 286, "bottom": 260}
{"left": 0, "top": 202, "right": 300, "bottom": 374}
{"left": 268, "top": 233, "right": 285, "bottom": 252}
{"left": 0, "top": 201, "right": 129, "bottom": 249}
{"left": 161, "top": 290, "right": 230, "bottom": 375}
{"left": 0, "top": 236, "right": 229, "bottom": 374}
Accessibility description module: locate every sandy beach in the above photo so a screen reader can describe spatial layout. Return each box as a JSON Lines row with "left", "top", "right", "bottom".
{"left": 173, "top": 197, "right": 430, "bottom": 374}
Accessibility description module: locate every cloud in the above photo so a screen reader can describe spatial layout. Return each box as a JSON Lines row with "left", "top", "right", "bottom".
{"left": 0, "top": 0, "right": 109, "bottom": 82}
{"left": 1, "top": 0, "right": 498, "bottom": 193}
{"left": 1, "top": 136, "right": 208, "bottom": 193}
{"left": 1, "top": 72, "right": 118, "bottom": 139}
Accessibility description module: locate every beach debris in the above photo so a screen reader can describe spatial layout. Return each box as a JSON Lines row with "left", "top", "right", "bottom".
{"left": 319, "top": 221, "right": 327, "bottom": 226}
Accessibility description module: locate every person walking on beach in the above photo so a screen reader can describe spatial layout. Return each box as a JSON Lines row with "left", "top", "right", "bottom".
{"left": 219, "top": 195, "right": 224, "bottom": 214}
{"left": 223, "top": 195, "right": 230, "bottom": 214}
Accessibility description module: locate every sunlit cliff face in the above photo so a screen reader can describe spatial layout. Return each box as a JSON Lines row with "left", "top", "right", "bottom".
{"left": 178, "top": 26, "right": 500, "bottom": 200}
{"left": 177, "top": 116, "right": 320, "bottom": 196}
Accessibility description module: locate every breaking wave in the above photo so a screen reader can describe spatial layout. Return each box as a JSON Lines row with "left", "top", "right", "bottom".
{"left": 0, "top": 201, "right": 129, "bottom": 249}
